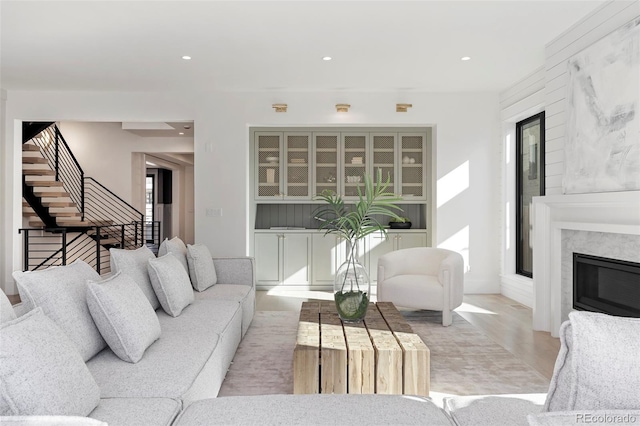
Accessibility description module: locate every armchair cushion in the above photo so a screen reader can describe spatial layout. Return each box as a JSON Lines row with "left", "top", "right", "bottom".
{"left": 377, "top": 275, "right": 443, "bottom": 311}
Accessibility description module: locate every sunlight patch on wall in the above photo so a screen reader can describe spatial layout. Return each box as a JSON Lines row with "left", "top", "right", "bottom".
{"left": 505, "top": 134, "right": 511, "bottom": 165}
{"left": 437, "top": 161, "right": 469, "bottom": 208}
{"left": 438, "top": 225, "right": 470, "bottom": 272}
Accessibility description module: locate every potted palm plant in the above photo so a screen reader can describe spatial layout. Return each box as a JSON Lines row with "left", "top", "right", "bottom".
{"left": 314, "top": 170, "right": 403, "bottom": 322}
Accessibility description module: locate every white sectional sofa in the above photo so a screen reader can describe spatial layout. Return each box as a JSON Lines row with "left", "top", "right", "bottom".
{"left": 1, "top": 239, "right": 639, "bottom": 425}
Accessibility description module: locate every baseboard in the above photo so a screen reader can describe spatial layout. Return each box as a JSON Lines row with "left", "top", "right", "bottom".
{"left": 500, "top": 274, "right": 533, "bottom": 307}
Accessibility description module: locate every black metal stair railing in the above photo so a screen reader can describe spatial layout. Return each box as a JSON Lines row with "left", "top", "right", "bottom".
{"left": 21, "top": 122, "right": 154, "bottom": 273}
{"left": 28, "top": 125, "right": 84, "bottom": 218}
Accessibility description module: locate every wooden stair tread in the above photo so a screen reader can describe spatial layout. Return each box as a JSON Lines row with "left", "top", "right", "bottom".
{"left": 22, "top": 157, "right": 49, "bottom": 164}
{"left": 50, "top": 212, "right": 81, "bottom": 217}
{"left": 25, "top": 180, "right": 64, "bottom": 187}
{"left": 41, "top": 201, "right": 76, "bottom": 207}
{"left": 33, "top": 191, "right": 70, "bottom": 197}
{"left": 22, "top": 144, "right": 41, "bottom": 152}
{"left": 23, "top": 169, "right": 55, "bottom": 176}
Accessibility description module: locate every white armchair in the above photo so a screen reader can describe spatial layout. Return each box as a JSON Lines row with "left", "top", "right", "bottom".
{"left": 377, "top": 247, "right": 464, "bottom": 326}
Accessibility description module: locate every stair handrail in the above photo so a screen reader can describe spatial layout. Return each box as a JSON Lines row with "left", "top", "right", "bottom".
{"left": 84, "top": 177, "right": 143, "bottom": 220}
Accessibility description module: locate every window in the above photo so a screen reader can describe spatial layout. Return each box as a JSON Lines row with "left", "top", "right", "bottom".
{"left": 516, "top": 112, "right": 545, "bottom": 277}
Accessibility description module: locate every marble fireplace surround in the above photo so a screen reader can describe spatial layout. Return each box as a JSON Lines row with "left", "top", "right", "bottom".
{"left": 532, "top": 191, "right": 640, "bottom": 337}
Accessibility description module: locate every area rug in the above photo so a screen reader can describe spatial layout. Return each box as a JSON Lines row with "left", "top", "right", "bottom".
{"left": 218, "top": 310, "right": 550, "bottom": 397}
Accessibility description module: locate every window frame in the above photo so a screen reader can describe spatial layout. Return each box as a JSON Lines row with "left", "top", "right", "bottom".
{"left": 515, "top": 111, "right": 545, "bottom": 278}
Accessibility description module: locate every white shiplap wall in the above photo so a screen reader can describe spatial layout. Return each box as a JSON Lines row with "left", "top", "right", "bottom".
{"left": 544, "top": 0, "right": 640, "bottom": 195}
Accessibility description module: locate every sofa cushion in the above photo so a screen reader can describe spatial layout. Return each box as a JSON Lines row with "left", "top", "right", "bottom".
{"left": 187, "top": 244, "right": 217, "bottom": 291}
{"left": 195, "top": 284, "right": 255, "bottom": 337}
{"left": 0, "top": 289, "right": 16, "bottom": 324}
{"left": 148, "top": 253, "right": 195, "bottom": 317}
{"left": 174, "top": 394, "right": 453, "bottom": 426}
{"left": 109, "top": 246, "right": 159, "bottom": 310}
{"left": 158, "top": 237, "right": 189, "bottom": 275}
{"left": 443, "top": 393, "right": 546, "bottom": 426}
{"left": 87, "top": 299, "right": 241, "bottom": 400}
{"left": 0, "top": 308, "right": 100, "bottom": 416}
{"left": 87, "top": 272, "right": 161, "bottom": 363}
{"left": 89, "top": 397, "right": 181, "bottom": 426}
{"left": 12, "top": 259, "right": 106, "bottom": 361}
{"left": 528, "top": 411, "right": 640, "bottom": 426}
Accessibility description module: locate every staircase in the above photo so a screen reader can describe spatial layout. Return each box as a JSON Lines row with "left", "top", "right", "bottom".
{"left": 20, "top": 123, "right": 157, "bottom": 273}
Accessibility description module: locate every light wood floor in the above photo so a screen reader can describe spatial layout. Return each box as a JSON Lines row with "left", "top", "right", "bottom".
{"left": 257, "top": 291, "right": 560, "bottom": 380}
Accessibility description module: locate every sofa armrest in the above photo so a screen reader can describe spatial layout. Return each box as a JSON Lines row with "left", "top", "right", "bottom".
{"left": 212, "top": 257, "right": 255, "bottom": 288}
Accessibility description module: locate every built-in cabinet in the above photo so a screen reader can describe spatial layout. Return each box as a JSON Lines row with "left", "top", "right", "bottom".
{"left": 254, "top": 232, "right": 312, "bottom": 286}
{"left": 255, "top": 230, "right": 427, "bottom": 288}
{"left": 255, "top": 130, "right": 428, "bottom": 201}
{"left": 252, "top": 127, "right": 433, "bottom": 290}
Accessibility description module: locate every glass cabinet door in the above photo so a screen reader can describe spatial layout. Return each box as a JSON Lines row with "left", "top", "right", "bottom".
{"left": 342, "top": 133, "right": 368, "bottom": 198}
{"left": 371, "top": 133, "right": 396, "bottom": 193}
{"left": 399, "top": 133, "right": 426, "bottom": 199}
{"left": 256, "top": 132, "right": 283, "bottom": 198}
{"left": 313, "top": 133, "right": 339, "bottom": 197}
{"left": 284, "top": 132, "right": 311, "bottom": 198}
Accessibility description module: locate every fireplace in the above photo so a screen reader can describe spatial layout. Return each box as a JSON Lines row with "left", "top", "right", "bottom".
{"left": 573, "top": 253, "right": 640, "bottom": 317}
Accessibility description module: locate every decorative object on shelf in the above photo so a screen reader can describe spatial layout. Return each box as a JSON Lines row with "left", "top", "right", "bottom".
{"left": 272, "top": 104, "right": 288, "bottom": 113}
{"left": 396, "top": 103, "right": 413, "bottom": 112}
{"left": 389, "top": 217, "right": 412, "bottom": 229}
{"left": 402, "top": 156, "right": 411, "bottom": 164}
{"left": 314, "top": 170, "right": 403, "bottom": 322}
{"left": 335, "top": 104, "right": 350, "bottom": 113}
{"left": 266, "top": 169, "right": 275, "bottom": 184}
{"left": 265, "top": 156, "right": 279, "bottom": 163}
{"left": 351, "top": 157, "right": 363, "bottom": 165}
{"left": 346, "top": 176, "right": 362, "bottom": 183}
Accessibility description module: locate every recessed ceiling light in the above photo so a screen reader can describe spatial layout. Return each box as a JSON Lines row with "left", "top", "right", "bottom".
{"left": 461, "top": 56, "right": 471, "bottom": 61}
{"left": 179, "top": 132, "right": 184, "bottom": 135}
{"left": 322, "top": 56, "right": 332, "bottom": 61}
{"left": 182, "top": 55, "right": 192, "bottom": 60}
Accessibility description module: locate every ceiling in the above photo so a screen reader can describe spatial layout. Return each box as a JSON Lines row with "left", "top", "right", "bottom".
{"left": 123, "top": 121, "right": 194, "bottom": 137}
{"left": 0, "top": 1, "right": 608, "bottom": 93}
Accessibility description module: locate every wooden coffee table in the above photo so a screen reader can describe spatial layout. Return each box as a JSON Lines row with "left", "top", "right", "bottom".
{"left": 293, "top": 301, "right": 430, "bottom": 396}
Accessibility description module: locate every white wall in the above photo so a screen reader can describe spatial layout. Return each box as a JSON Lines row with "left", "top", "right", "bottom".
{"left": 57, "top": 121, "right": 193, "bottom": 204}
{"left": 544, "top": 0, "right": 640, "bottom": 195}
{"left": 1, "top": 90, "right": 501, "bottom": 295}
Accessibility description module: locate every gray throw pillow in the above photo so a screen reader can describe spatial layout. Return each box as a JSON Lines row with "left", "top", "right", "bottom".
{"left": 543, "top": 321, "right": 574, "bottom": 411}
{"left": 528, "top": 411, "right": 640, "bottom": 425}
{"left": 0, "top": 289, "right": 17, "bottom": 324}
{"left": 186, "top": 244, "right": 217, "bottom": 292}
{"left": 147, "top": 253, "right": 194, "bottom": 317}
{"left": 87, "top": 272, "right": 161, "bottom": 363}
{"left": 567, "top": 311, "right": 640, "bottom": 410}
{"left": 12, "top": 260, "right": 106, "bottom": 361}
{"left": 0, "top": 308, "right": 101, "bottom": 416}
{"left": 109, "top": 245, "right": 159, "bottom": 310}
{"left": 158, "top": 237, "right": 189, "bottom": 276}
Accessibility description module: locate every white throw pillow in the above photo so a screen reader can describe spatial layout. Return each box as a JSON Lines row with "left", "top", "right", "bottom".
{"left": 158, "top": 237, "right": 189, "bottom": 276}
{"left": 186, "top": 244, "right": 217, "bottom": 292}
{"left": 0, "top": 308, "right": 101, "bottom": 416}
{"left": 545, "top": 311, "right": 640, "bottom": 412}
{"left": 0, "top": 416, "right": 107, "bottom": 425}
{"left": 109, "top": 246, "right": 159, "bottom": 310}
{"left": 147, "top": 253, "right": 195, "bottom": 317}
{"left": 87, "top": 272, "right": 161, "bottom": 363}
{"left": 0, "top": 289, "right": 16, "bottom": 324}
{"left": 12, "top": 260, "right": 106, "bottom": 361}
